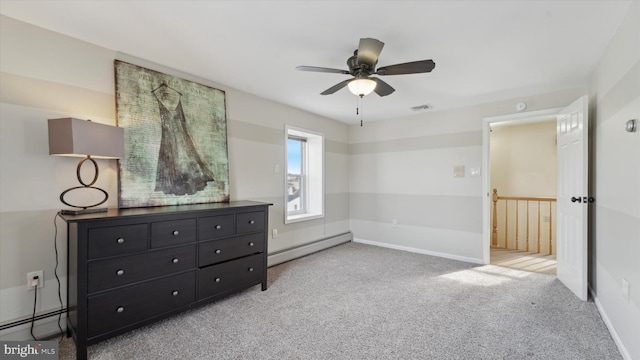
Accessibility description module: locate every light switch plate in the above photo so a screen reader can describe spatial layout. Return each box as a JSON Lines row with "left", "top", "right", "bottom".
{"left": 453, "top": 165, "right": 465, "bottom": 178}
{"left": 622, "top": 278, "right": 630, "bottom": 302}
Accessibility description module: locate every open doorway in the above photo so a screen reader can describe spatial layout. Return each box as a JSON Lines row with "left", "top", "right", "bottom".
{"left": 489, "top": 119, "right": 557, "bottom": 274}
{"left": 483, "top": 97, "right": 589, "bottom": 299}
{"left": 482, "top": 108, "right": 562, "bottom": 274}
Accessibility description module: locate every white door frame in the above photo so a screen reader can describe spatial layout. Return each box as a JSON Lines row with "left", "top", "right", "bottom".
{"left": 481, "top": 108, "right": 563, "bottom": 264}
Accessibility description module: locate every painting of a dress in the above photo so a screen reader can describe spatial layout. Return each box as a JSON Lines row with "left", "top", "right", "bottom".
{"left": 115, "top": 60, "right": 229, "bottom": 208}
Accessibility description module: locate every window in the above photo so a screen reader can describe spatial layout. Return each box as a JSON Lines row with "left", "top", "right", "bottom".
{"left": 285, "top": 126, "right": 323, "bottom": 223}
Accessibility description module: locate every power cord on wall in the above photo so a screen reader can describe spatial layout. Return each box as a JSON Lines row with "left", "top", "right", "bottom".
{"left": 53, "top": 212, "right": 65, "bottom": 341}
{"left": 30, "top": 276, "right": 38, "bottom": 340}
{"left": 28, "top": 211, "right": 66, "bottom": 341}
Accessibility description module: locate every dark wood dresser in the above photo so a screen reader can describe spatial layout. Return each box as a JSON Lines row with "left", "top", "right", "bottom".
{"left": 61, "top": 201, "right": 271, "bottom": 360}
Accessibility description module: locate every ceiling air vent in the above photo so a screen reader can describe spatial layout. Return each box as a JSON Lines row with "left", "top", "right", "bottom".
{"left": 410, "top": 104, "right": 432, "bottom": 111}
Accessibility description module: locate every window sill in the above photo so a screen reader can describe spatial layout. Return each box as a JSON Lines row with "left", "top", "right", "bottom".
{"left": 285, "top": 213, "right": 324, "bottom": 224}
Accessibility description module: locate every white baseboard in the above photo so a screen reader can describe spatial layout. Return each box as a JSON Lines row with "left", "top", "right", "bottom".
{"left": 353, "top": 238, "right": 483, "bottom": 264}
{"left": 0, "top": 316, "right": 65, "bottom": 341}
{"left": 267, "top": 232, "right": 353, "bottom": 267}
{"left": 589, "top": 286, "right": 632, "bottom": 360}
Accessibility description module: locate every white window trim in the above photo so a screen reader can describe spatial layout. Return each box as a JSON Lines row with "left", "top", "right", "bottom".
{"left": 285, "top": 125, "right": 324, "bottom": 224}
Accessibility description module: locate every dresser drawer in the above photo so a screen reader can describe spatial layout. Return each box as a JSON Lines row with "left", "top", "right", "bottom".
{"left": 199, "top": 214, "right": 235, "bottom": 240}
{"left": 198, "top": 233, "right": 264, "bottom": 267}
{"left": 236, "top": 211, "right": 265, "bottom": 234}
{"left": 88, "top": 224, "right": 148, "bottom": 259}
{"left": 87, "top": 271, "right": 195, "bottom": 338}
{"left": 198, "top": 253, "right": 264, "bottom": 300}
{"left": 87, "top": 245, "right": 196, "bottom": 294}
{"left": 151, "top": 219, "right": 196, "bottom": 248}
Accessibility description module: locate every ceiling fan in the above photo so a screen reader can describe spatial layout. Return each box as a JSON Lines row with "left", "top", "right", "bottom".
{"left": 296, "top": 38, "right": 435, "bottom": 97}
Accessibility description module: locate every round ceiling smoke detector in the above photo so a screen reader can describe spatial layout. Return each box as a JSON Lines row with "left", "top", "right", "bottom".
{"left": 516, "top": 102, "right": 527, "bottom": 111}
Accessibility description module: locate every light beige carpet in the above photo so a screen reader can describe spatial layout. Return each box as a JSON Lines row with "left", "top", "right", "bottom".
{"left": 56, "top": 242, "right": 618, "bottom": 360}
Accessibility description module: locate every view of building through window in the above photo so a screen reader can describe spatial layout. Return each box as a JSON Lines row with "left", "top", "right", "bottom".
{"left": 285, "top": 126, "right": 323, "bottom": 223}
{"left": 287, "top": 137, "right": 305, "bottom": 214}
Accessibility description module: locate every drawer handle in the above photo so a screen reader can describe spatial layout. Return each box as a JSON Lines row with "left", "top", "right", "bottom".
{"left": 249, "top": 220, "right": 255, "bottom": 225}
{"left": 116, "top": 306, "right": 124, "bottom": 313}
{"left": 172, "top": 290, "right": 179, "bottom": 296}
{"left": 215, "top": 278, "right": 221, "bottom": 283}
{"left": 248, "top": 267, "right": 254, "bottom": 272}
{"left": 117, "top": 238, "right": 125, "bottom": 244}
{"left": 215, "top": 249, "right": 221, "bottom": 254}
{"left": 172, "top": 258, "right": 179, "bottom": 264}
{"left": 215, "top": 225, "right": 222, "bottom": 230}
{"left": 172, "top": 230, "right": 180, "bottom": 236}
{"left": 116, "top": 269, "right": 125, "bottom": 276}
{"left": 249, "top": 242, "right": 255, "bottom": 247}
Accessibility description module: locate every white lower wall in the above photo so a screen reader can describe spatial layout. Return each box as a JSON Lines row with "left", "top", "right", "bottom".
{"left": 0, "top": 277, "right": 67, "bottom": 340}
{"left": 351, "top": 218, "right": 482, "bottom": 263}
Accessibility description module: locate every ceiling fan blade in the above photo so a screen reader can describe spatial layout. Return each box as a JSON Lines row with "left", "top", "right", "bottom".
{"left": 320, "top": 79, "right": 352, "bottom": 95}
{"left": 371, "top": 77, "right": 395, "bottom": 97}
{"left": 357, "top": 38, "right": 384, "bottom": 68}
{"left": 375, "top": 60, "right": 435, "bottom": 75}
{"left": 296, "top": 66, "right": 350, "bottom": 75}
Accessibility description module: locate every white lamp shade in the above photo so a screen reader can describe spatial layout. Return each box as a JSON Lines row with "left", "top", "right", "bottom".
{"left": 348, "top": 78, "right": 377, "bottom": 96}
{"left": 48, "top": 118, "right": 124, "bottom": 159}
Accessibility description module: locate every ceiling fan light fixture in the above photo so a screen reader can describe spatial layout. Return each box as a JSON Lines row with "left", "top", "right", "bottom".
{"left": 348, "top": 78, "right": 377, "bottom": 97}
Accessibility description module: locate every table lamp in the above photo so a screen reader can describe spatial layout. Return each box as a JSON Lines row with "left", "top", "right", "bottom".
{"left": 48, "top": 118, "right": 124, "bottom": 215}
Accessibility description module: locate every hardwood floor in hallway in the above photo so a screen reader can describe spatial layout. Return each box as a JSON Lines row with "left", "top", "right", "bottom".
{"left": 490, "top": 247, "right": 556, "bottom": 275}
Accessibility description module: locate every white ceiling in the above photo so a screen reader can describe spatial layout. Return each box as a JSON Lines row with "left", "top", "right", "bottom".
{"left": 0, "top": 1, "right": 632, "bottom": 124}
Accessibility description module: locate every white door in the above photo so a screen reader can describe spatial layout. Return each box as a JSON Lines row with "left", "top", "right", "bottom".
{"left": 556, "top": 95, "right": 589, "bottom": 301}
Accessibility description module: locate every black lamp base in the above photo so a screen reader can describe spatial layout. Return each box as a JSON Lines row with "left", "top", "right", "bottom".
{"left": 61, "top": 207, "right": 108, "bottom": 216}
{"left": 59, "top": 156, "right": 110, "bottom": 216}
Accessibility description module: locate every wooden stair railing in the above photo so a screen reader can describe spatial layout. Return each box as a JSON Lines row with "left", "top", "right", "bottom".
{"left": 492, "top": 188, "right": 557, "bottom": 255}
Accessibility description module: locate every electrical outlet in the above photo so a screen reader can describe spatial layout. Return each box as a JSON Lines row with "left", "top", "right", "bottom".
{"left": 272, "top": 228, "right": 278, "bottom": 238}
{"left": 27, "top": 270, "right": 43, "bottom": 290}
{"left": 622, "top": 278, "right": 630, "bottom": 302}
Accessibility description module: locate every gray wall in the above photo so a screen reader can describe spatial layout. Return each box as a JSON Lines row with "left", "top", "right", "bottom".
{"left": 1, "top": 4, "right": 638, "bottom": 356}
{"left": 588, "top": 2, "right": 640, "bottom": 359}
{"left": 0, "top": 15, "right": 349, "bottom": 339}
{"left": 348, "top": 88, "right": 583, "bottom": 262}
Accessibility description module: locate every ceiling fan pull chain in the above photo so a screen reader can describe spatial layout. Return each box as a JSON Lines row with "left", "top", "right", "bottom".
{"left": 359, "top": 96, "right": 364, "bottom": 127}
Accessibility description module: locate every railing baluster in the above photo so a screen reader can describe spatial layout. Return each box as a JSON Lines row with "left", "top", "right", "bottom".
{"left": 548, "top": 202, "right": 553, "bottom": 255}
{"left": 505, "top": 200, "right": 509, "bottom": 249}
{"left": 526, "top": 200, "right": 530, "bottom": 252}
{"left": 515, "top": 200, "right": 519, "bottom": 250}
{"left": 492, "top": 189, "right": 498, "bottom": 247}
{"left": 537, "top": 202, "right": 541, "bottom": 253}
{"left": 493, "top": 190, "right": 556, "bottom": 255}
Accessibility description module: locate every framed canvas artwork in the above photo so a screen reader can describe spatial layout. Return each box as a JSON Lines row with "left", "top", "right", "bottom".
{"left": 115, "top": 60, "right": 229, "bottom": 208}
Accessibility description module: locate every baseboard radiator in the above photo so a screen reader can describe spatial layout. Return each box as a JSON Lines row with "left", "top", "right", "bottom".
{"left": 267, "top": 232, "right": 352, "bottom": 267}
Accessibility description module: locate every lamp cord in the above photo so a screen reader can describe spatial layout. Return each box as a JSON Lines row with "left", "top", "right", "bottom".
{"left": 53, "top": 212, "right": 65, "bottom": 341}
{"left": 30, "top": 285, "right": 37, "bottom": 340}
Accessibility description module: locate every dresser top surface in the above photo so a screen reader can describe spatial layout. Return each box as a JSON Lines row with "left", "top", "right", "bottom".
{"left": 60, "top": 201, "right": 272, "bottom": 223}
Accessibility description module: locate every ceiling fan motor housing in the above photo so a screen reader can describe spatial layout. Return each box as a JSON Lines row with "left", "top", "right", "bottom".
{"left": 347, "top": 51, "right": 375, "bottom": 77}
